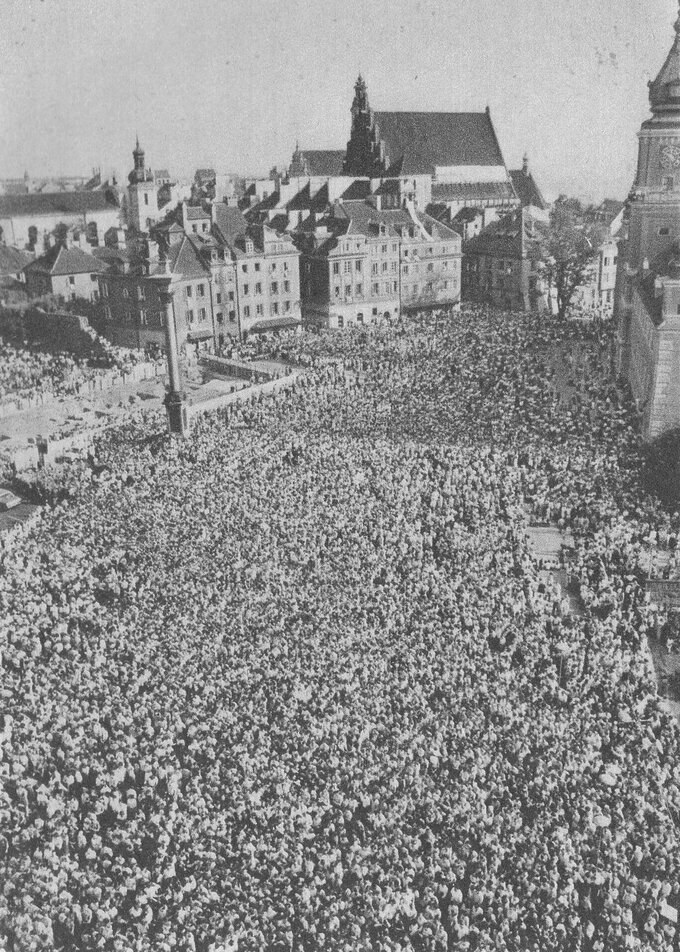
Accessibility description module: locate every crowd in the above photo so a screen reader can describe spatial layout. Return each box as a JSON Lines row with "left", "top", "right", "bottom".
{"left": 1, "top": 306, "right": 680, "bottom": 952}
{"left": 0, "top": 338, "right": 148, "bottom": 403}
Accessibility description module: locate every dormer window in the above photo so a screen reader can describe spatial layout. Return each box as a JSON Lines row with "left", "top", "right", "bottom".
{"left": 246, "top": 239, "right": 254, "bottom": 254}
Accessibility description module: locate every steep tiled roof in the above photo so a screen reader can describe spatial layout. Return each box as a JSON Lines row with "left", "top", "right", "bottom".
{"left": 341, "top": 180, "right": 372, "bottom": 201}
{"left": 185, "top": 204, "right": 211, "bottom": 220}
{"left": 0, "top": 190, "right": 119, "bottom": 217}
{"left": 465, "top": 207, "right": 545, "bottom": 259}
{"left": 300, "top": 150, "right": 346, "bottom": 176}
{"left": 509, "top": 169, "right": 547, "bottom": 210}
{"left": 25, "top": 243, "right": 106, "bottom": 276}
{"left": 166, "top": 235, "right": 210, "bottom": 279}
{"left": 373, "top": 111, "right": 506, "bottom": 175}
{"left": 431, "top": 181, "right": 516, "bottom": 202}
{"left": 0, "top": 245, "right": 33, "bottom": 277}
{"left": 212, "top": 204, "right": 248, "bottom": 245}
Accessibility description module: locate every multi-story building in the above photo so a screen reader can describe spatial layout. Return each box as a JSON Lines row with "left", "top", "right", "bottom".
{"left": 343, "top": 75, "right": 518, "bottom": 218}
{"left": 0, "top": 189, "right": 121, "bottom": 252}
{"left": 615, "top": 6, "right": 680, "bottom": 439}
{"left": 99, "top": 201, "right": 301, "bottom": 353}
{"left": 24, "top": 241, "right": 105, "bottom": 302}
{"left": 298, "top": 198, "right": 461, "bottom": 329}
{"left": 462, "top": 207, "right": 548, "bottom": 312}
{"left": 126, "top": 138, "right": 160, "bottom": 233}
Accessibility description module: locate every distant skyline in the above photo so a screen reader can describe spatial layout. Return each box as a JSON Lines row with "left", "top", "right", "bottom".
{"left": 0, "top": 0, "right": 678, "bottom": 203}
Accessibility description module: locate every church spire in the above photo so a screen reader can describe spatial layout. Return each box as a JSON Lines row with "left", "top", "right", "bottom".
{"left": 649, "top": 0, "right": 680, "bottom": 114}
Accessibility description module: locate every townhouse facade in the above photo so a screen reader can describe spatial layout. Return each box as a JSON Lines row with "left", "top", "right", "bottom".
{"left": 298, "top": 199, "right": 461, "bottom": 329}
{"left": 99, "top": 201, "right": 301, "bottom": 353}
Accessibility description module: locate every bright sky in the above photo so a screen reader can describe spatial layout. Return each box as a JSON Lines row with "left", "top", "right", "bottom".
{"left": 0, "top": 0, "right": 677, "bottom": 202}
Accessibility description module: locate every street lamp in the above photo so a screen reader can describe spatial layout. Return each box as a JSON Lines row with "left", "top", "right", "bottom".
{"left": 148, "top": 260, "right": 188, "bottom": 437}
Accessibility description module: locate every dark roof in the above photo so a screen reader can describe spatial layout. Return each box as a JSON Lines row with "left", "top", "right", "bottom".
{"left": 431, "top": 181, "right": 516, "bottom": 202}
{"left": 212, "top": 204, "right": 248, "bottom": 244}
{"left": 286, "top": 183, "right": 329, "bottom": 213}
{"left": 0, "top": 190, "right": 119, "bottom": 217}
{"left": 453, "top": 206, "right": 484, "bottom": 222}
{"left": 373, "top": 111, "right": 506, "bottom": 175}
{"left": 509, "top": 169, "right": 547, "bottom": 210}
{"left": 0, "top": 245, "right": 33, "bottom": 277}
{"left": 25, "top": 243, "right": 106, "bottom": 276}
{"left": 300, "top": 150, "right": 346, "bottom": 176}
{"left": 185, "top": 204, "right": 211, "bottom": 220}
{"left": 341, "top": 180, "right": 372, "bottom": 201}
{"left": 465, "top": 207, "right": 545, "bottom": 259}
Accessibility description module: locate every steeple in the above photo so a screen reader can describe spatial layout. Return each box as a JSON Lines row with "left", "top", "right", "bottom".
{"left": 649, "top": 1, "right": 680, "bottom": 115}
{"left": 351, "top": 73, "right": 369, "bottom": 117}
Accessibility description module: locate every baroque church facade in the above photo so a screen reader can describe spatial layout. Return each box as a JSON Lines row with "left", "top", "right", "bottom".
{"left": 615, "top": 4, "right": 680, "bottom": 439}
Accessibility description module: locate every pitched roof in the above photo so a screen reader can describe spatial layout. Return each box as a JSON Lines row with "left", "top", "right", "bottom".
{"left": 0, "top": 245, "right": 33, "bottom": 277}
{"left": 509, "top": 169, "right": 547, "bottom": 210}
{"left": 168, "top": 235, "right": 210, "bottom": 278}
{"left": 431, "top": 181, "right": 516, "bottom": 203}
{"left": 185, "top": 204, "right": 211, "bottom": 220}
{"left": 465, "top": 207, "right": 545, "bottom": 259}
{"left": 25, "top": 243, "right": 106, "bottom": 276}
{"left": 212, "top": 204, "right": 248, "bottom": 245}
{"left": 300, "top": 150, "right": 346, "bottom": 176}
{"left": 0, "top": 190, "right": 119, "bottom": 218}
{"left": 373, "top": 111, "right": 506, "bottom": 175}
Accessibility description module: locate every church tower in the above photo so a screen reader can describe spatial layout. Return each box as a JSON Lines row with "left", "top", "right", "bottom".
{"left": 615, "top": 1, "right": 680, "bottom": 437}
{"left": 127, "top": 137, "right": 158, "bottom": 233}
{"left": 342, "top": 75, "right": 384, "bottom": 177}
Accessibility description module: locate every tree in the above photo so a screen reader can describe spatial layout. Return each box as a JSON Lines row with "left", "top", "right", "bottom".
{"left": 539, "top": 196, "right": 604, "bottom": 319}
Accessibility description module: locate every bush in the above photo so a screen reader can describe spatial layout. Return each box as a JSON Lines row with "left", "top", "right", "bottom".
{"left": 644, "top": 427, "right": 680, "bottom": 509}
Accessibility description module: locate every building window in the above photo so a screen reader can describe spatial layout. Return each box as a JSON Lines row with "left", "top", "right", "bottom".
{"left": 104, "top": 305, "right": 112, "bottom": 321}
{"left": 186, "top": 286, "right": 192, "bottom": 298}
{"left": 427, "top": 263, "right": 434, "bottom": 272}
{"left": 192, "top": 224, "right": 198, "bottom": 233}
{"left": 255, "top": 262, "right": 261, "bottom": 272}
{"left": 271, "top": 262, "right": 277, "bottom": 272}
{"left": 356, "top": 284, "right": 363, "bottom": 295}
{"left": 391, "top": 262, "right": 397, "bottom": 272}
{"left": 333, "top": 262, "right": 340, "bottom": 275}
{"left": 243, "top": 284, "right": 249, "bottom": 295}
{"left": 284, "top": 301, "right": 290, "bottom": 312}
{"left": 92, "top": 290, "right": 99, "bottom": 302}
{"left": 139, "top": 308, "right": 147, "bottom": 325}
{"left": 228, "top": 290, "right": 234, "bottom": 301}
{"left": 242, "top": 264, "right": 248, "bottom": 273}
{"left": 337, "top": 315, "right": 344, "bottom": 328}
{"left": 355, "top": 260, "right": 362, "bottom": 272}
{"left": 256, "top": 304, "right": 263, "bottom": 316}
{"left": 381, "top": 262, "right": 388, "bottom": 273}
{"left": 334, "top": 286, "right": 340, "bottom": 298}
{"left": 372, "top": 263, "right": 378, "bottom": 275}
{"left": 284, "top": 280, "right": 290, "bottom": 292}
{"left": 144, "top": 193, "right": 149, "bottom": 206}
{"left": 345, "top": 285, "right": 351, "bottom": 297}
{"left": 392, "top": 244, "right": 398, "bottom": 252}
{"left": 403, "top": 265, "right": 409, "bottom": 275}
{"left": 199, "top": 307, "right": 206, "bottom": 321}
{"left": 137, "top": 286, "right": 145, "bottom": 300}
{"left": 381, "top": 244, "right": 387, "bottom": 253}
{"left": 344, "top": 261, "right": 351, "bottom": 273}
{"left": 270, "top": 302, "right": 278, "bottom": 315}
{"left": 659, "top": 227, "right": 671, "bottom": 236}
{"left": 357, "top": 312, "right": 364, "bottom": 324}
{"left": 69, "top": 276, "right": 76, "bottom": 285}
{"left": 202, "top": 222, "right": 208, "bottom": 233}
{"left": 246, "top": 240, "right": 254, "bottom": 253}
{"left": 255, "top": 282, "right": 262, "bottom": 294}
{"left": 243, "top": 305, "right": 250, "bottom": 318}
{"left": 372, "top": 283, "right": 379, "bottom": 295}
{"left": 216, "top": 292, "right": 222, "bottom": 304}
{"left": 216, "top": 311, "right": 223, "bottom": 323}
{"left": 198, "top": 283, "right": 205, "bottom": 297}
{"left": 271, "top": 281, "right": 278, "bottom": 293}
{"left": 229, "top": 310, "right": 236, "bottom": 322}
{"left": 187, "top": 309, "right": 194, "bottom": 324}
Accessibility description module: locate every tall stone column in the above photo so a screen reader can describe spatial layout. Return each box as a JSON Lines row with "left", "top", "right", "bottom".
{"left": 158, "top": 285, "right": 188, "bottom": 436}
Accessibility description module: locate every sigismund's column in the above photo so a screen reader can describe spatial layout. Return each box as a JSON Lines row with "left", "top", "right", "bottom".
{"left": 151, "top": 262, "right": 188, "bottom": 436}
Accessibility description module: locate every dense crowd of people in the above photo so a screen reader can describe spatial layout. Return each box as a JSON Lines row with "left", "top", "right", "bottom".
{"left": 1, "top": 306, "right": 680, "bottom": 952}
{"left": 0, "top": 338, "right": 147, "bottom": 403}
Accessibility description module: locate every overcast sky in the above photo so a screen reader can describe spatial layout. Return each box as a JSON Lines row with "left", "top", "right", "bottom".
{"left": 0, "top": 0, "right": 677, "bottom": 201}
